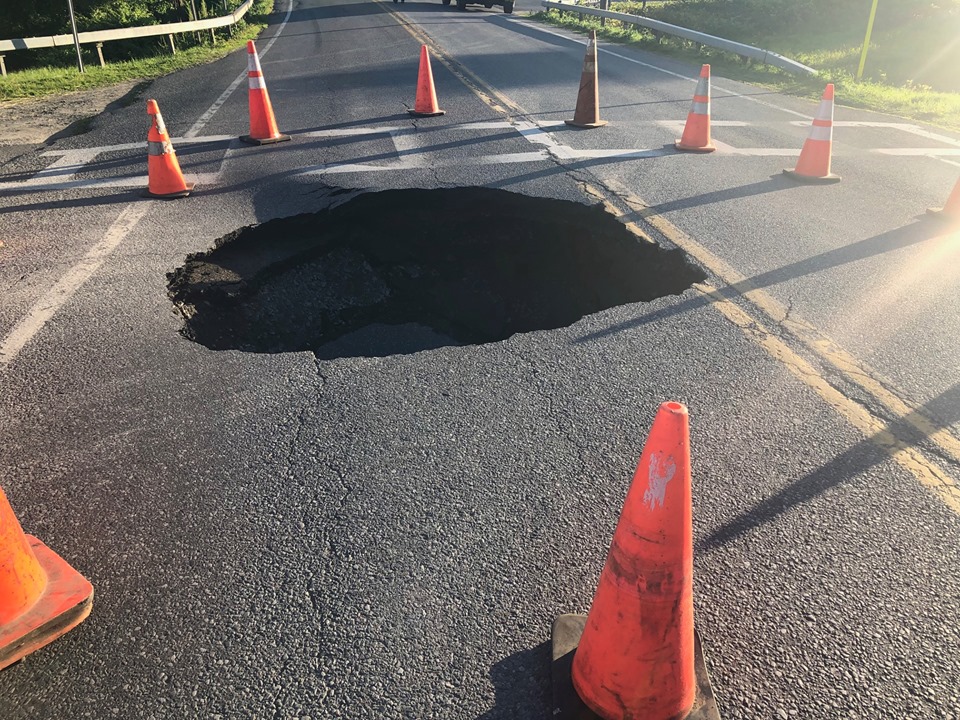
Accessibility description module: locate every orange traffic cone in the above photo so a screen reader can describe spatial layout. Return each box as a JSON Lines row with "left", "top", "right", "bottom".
{"left": 565, "top": 31, "right": 607, "bottom": 129}
{"left": 0, "top": 485, "right": 93, "bottom": 670}
{"left": 240, "top": 40, "right": 290, "bottom": 145}
{"left": 928, "top": 176, "right": 960, "bottom": 223}
{"left": 144, "top": 99, "right": 194, "bottom": 199}
{"left": 551, "top": 402, "right": 720, "bottom": 720}
{"left": 675, "top": 64, "right": 715, "bottom": 153}
{"left": 409, "top": 45, "right": 445, "bottom": 118}
{"left": 784, "top": 83, "right": 840, "bottom": 183}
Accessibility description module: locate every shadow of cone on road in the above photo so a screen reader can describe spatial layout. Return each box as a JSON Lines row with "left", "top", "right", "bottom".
{"left": 0, "top": 486, "right": 93, "bottom": 670}
{"left": 565, "top": 31, "right": 607, "bottom": 129}
{"left": 143, "top": 99, "right": 194, "bottom": 200}
{"left": 240, "top": 40, "right": 291, "bottom": 146}
{"left": 784, "top": 83, "right": 841, "bottom": 184}
{"left": 551, "top": 402, "right": 720, "bottom": 720}
{"left": 409, "top": 45, "right": 445, "bottom": 118}
{"left": 675, "top": 64, "right": 715, "bottom": 153}
{"left": 928, "top": 176, "right": 960, "bottom": 224}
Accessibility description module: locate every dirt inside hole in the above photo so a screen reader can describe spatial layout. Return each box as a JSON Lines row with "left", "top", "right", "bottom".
{"left": 167, "top": 187, "right": 706, "bottom": 358}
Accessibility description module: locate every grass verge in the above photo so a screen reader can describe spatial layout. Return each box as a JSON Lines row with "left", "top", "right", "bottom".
{"left": 0, "top": 2, "right": 274, "bottom": 102}
{"left": 534, "top": 8, "right": 960, "bottom": 132}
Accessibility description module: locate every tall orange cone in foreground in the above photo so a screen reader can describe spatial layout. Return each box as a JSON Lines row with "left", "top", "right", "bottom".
{"left": 551, "top": 402, "right": 720, "bottom": 720}
{"left": 928, "top": 176, "right": 960, "bottom": 223}
{"left": 409, "top": 45, "right": 445, "bottom": 118}
{"left": 565, "top": 31, "right": 607, "bottom": 129}
{"left": 144, "top": 99, "right": 194, "bottom": 199}
{"left": 240, "top": 40, "right": 290, "bottom": 145}
{"left": 675, "top": 64, "right": 715, "bottom": 153}
{"left": 0, "top": 485, "right": 93, "bottom": 670}
{"left": 784, "top": 83, "right": 840, "bottom": 183}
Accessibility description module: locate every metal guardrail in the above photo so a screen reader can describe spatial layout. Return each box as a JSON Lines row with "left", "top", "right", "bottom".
{"left": 0, "top": 0, "right": 254, "bottom": 53}
{"left": 540, "top": 0, "right": 817, "bottom": 76}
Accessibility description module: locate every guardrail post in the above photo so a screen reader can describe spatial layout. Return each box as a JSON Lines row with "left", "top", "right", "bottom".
{"left": 0, "top": 55, "right": 6, "bottom": 77}
{"left": 168, "top": 34, "right": 177, "bottom": 55}
{"left": 600, "top": 0, "right": 608, "bottom": 27}
{"left": 95, "top": 42, "right": 105, "bottom": 67}
{"left": 209, "top": 28, "right": 216, "bottom": 44}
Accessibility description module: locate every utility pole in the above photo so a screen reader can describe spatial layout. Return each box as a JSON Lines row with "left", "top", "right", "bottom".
{"left": 857, "top": 0, "right": 880, "bottom": 81}
{"left": 66, "top": 0, "right": 84, "bottom": 73}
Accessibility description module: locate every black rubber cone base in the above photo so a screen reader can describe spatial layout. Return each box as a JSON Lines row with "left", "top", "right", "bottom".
{"left": 142, "top": 182, "right": 195, "bottom": 199}
{"left": 782, "top": 169, "right": 841, "bottom": 184}
{"left": 550, "top": 614, "right": 721, "bottom": 720}
{"left": 408, "top": 109, "right": 446, "bottom": 117}
{"left": 565, "top": 119, "right": 608, "bottom": 129}
{"left": 240, "top": 134, "right": 291, "bottom": 145}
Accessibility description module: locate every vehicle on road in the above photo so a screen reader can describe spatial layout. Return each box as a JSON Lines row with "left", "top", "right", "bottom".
{"left": 443, "top": 0, "right": 514, "bottom": 14}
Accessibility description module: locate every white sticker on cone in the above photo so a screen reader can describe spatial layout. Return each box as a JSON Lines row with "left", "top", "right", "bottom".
{"left": 643, "top": 452, "right": 676, "bottom": 510}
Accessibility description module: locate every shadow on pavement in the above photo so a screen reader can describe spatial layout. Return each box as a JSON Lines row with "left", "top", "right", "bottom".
{"left": 698, "top": 381, "right": 960, "bottom": 553}
{"left": 476, "top": 641, "right": 552, "bottom": 720}
{"left": 575, "top": 216, "right": 947, "bottom": 344}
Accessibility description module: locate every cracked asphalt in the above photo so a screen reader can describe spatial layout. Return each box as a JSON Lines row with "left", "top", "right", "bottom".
{"left": 1, "top": 0, "right": 959, "bottom": 718}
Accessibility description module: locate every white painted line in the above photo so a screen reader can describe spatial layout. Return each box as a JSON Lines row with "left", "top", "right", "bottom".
{"left": 656, "top": 120, "right": 751, "bottom": 127}
{"left": 874, "top": 148, "right": 960, "bottom": 156}
{"left": 28, "top": 151, "right": 102, "bottom": 183}
{"left": 39, "top": 135, "right": 235, "bottom": 157}
{"left": 0, "top": 203, "right": 152, "bottom": 367}
{"left": 183, "top": 0, "right": 294, "bottom": 138}
{"left": 302, "top": 127, "right": 400, "bottom": 138}
{"left": 0, "top": 172, "right": 220, "bottom": 194}
{"left": 560, "top": 147, "right": 672, "bottom": 160}
{"left": 455, "top": 121, "right": 516, "bottom": 130}
{"left": 388, "top": 129, "right": 422, "bottom": 165}
{"left": 298, "top": 150, "right": 550, "bottom": 176}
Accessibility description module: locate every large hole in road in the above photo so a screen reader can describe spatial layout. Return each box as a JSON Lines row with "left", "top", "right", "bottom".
{"left": 167, "top": 188, "right": 706, "bottom": 358}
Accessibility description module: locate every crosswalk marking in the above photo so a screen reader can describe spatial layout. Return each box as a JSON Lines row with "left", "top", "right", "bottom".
{"left": 3, "top": 118, "right": 959, "bottom": 195}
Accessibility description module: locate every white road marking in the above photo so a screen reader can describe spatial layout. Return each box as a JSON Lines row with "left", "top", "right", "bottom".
{"left": 0, "top": 173, "right": 220, "bottom": 194}
{"left": 298, "top": 150, "right": 550, "bottom": 176}
{"left": 0, "top": 203, "right": 152, "bottom": 366}
{"left": 874, "top": 148, "right": 960, "bottom": 156}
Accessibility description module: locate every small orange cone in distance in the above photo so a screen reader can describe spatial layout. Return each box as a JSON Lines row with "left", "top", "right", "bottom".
{"left": 0, "top": 485, "right": 93, "bottom": 670}
{"left": 784, "top": 83, "right": 841, "bottom": 184}
{"left": 551, "top": 402, "right": 720, "bottom": 720}
{"left": 675, "top": 64, "right": 715, "bottom": 153}
{"left": 144, "top": 99, "right": 194, "bottom": 199}
{"left": 928, "top": 176, "right": 960, "bottom": 223}
{"left": 565, "top": 31, "right": 607, "bottom": 129}
{"left": 409, "top": 45, "right": 445, "bottom": 118}
{"left": 240, "top": 40, "right": 290, "bottom": 145}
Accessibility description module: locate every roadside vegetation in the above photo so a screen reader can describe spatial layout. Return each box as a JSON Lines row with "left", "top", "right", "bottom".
{"left": 536, "top": 0, "right": 960, "bottom": 130}
{"left": 0, "top": 0, "right": 275, "bottom": 101}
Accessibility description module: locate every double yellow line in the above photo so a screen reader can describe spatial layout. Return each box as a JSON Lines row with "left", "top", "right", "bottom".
{"left": 377, "top": 0, "right": 960, "bottom": 515}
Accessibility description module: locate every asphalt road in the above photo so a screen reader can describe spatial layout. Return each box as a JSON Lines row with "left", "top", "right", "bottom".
{"left": 1, "top": 1, "right": 959, "bottom": 718}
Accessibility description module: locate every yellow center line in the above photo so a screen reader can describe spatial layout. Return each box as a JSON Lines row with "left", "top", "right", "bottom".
{"left": 375, "top": 0, "right": 960, "bottom": 515}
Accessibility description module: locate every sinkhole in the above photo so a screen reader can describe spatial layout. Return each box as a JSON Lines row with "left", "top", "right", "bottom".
{"left": 166, "top": 187, "right": 706, "bottom": 358}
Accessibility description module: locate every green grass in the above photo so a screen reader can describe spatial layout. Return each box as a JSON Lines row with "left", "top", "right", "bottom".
{"left": 535, "top": 2, "right": 960, "bottom": 132}
{"left": 0, "top": 2, "right": 274, "bottom": 101}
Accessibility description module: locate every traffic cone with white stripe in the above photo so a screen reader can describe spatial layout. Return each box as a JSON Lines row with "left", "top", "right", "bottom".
{"left": 928, "top": 176, "right": 960, "bottom": 223}
{"left": 565, "top": 31, "right": 607, "bottom": 129}
{"left": 550, "top": 402, "right": 720, "bottom": 720}
{"left": 409, "top": 45, "right": 445, "bottom": 118}
{"left": 144, "top": 99, "right": 194, "bottom": 199}
{"left": 784, "top": 83, "right": 840, "bottom": 183}
{"left": 675, "top": 64, "right": 715, "bottom": 153}
{"left": 0, "top": 484, "right": 93, "bottom": 670}
{"left": 240, "top": 40, "right": 290, "bottom": 145}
